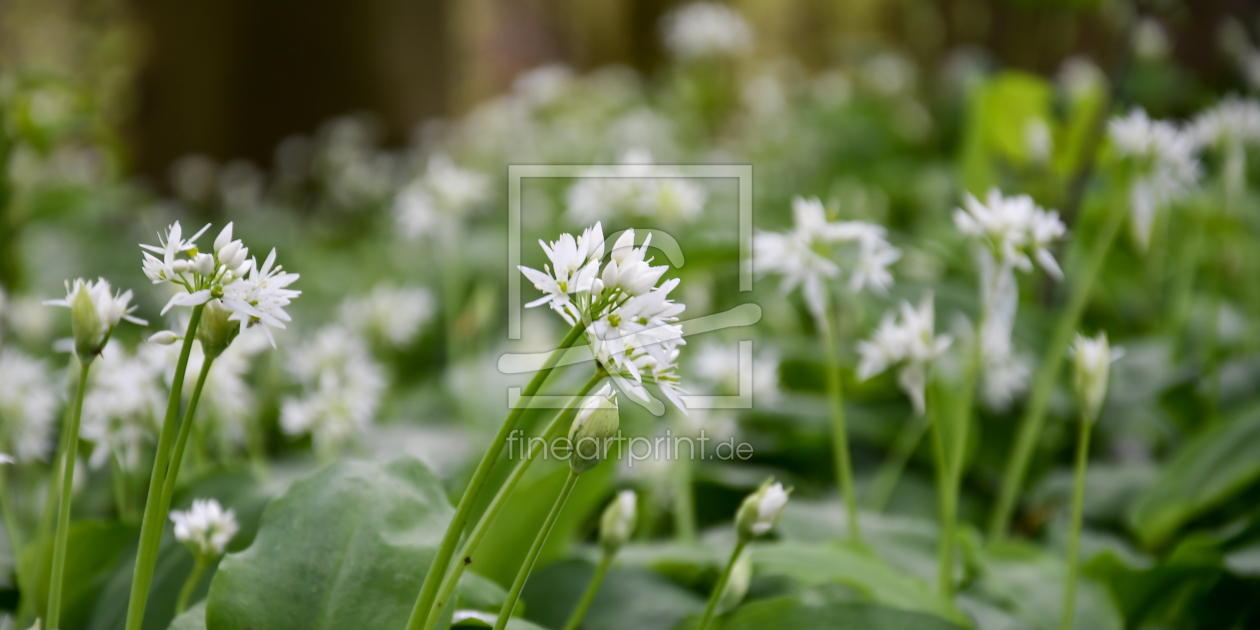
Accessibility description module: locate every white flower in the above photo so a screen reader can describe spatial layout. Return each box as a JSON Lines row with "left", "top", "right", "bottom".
{"left": 660, "top": 2, "right": 753, "bottom": 60}
{"left": 220, "top": 248, "right": 301, "bottom": 347}
{"left": 1108, "top": 109, "right": 1201, "bottom": 250}
{"left": 0, "top": 453, "right": 13, "bottom": 465}
{"left": 395, "top": 154, "right": 490, "bottom": 239}
{"left": 1189, "top": 96, "right": 1260, "bottom": 151}
{"left": 1025, "top": 118, "right": 1053, "bottom": 164}
{"left": 954, "top": 189, "right": 1066, "bottom": 279}
{"left": 599, "top": 489, "right": 638, "bottom": 552}
{"left": 756, "top": 196, "right": 900, "bottom": 320}
{"left": 1070, "top": 332, "right": 1123, "bottom": 422}
{"left": 280, "top": 326, "right": 385, "bottom": 456}
{"left": 736, "top": 479, "right": 790, "bottom": 540}
{"left": 0, "top": 349, "right": 58, "bottom": 462}
{"left": 856, "top": 293, "right": 952, "bottom": 415}
{"left": 44, "top": 278, "right": 146, "bottom": 359}
{"left": 692, "top": 342, "right": 779, "bottom": 402}
{"left": 566, "top": 150, "right": 707, "bottom": 224}
{"left": 339, "top": 283, "right": 435, "bottom": 348}
{"left": 81, "top": 344, "right": 165, "bottom": 470}
{"left": 519, "top": 222, "right": 605, "bottom": 324}
{"left": 170, "top": 498, "right": 239, "bottom": 558}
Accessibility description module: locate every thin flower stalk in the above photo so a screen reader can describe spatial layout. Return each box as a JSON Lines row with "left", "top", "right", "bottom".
{"left": 696, "top": 540, "right": 748, "bottom": 630}
{"left": 698, "top": 478, "right": 789, "bottom": 630}
{"left": 672, "top": 451, "right": 697, "bottom": 542}
{"left": 405, "top": 323, "right": 586, "bottom": 630}
{"left": 818, "top": 294, "right": 860, "bottom": 543}
{"left": 988, "top": 197, "right": 1127, "bottom": 540}
{"left": 422, "top": 372, "right": 605, "bottom": 630}
{"left": 562, "top": 553, "right": 613, "bottom": 630}
{"left": 865, "top": 412, "right": 929, "bottom": 512}
{"left": 1060, "top": 408, "right": 1092, "bottom": 630}
{"left": 45, "top": 361, "right": 90, "bottom": 630}
{"left": 492, "top": 470, "right": 582, "bottom": 630}
{"left": 926, "top": 384, "right": 956, "bottom": 598}
{"left": 563, "top": 490, "right": 637, "bottom": 630}
{"left": 157, "top": 356, "right": 216, "bottom": 533}
{"left": 175, "top": 557, "right": 208, "bottom": 616}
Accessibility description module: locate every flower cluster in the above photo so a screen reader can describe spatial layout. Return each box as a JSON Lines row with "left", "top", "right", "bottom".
{"left": 338, "top": 282, "right": 435, "bottom": 349}
{"left": 0, "top": 349, "right": 58, "bottom": 462}
{"left": 170, "top": 498, "right": 239, "bottom": 559}
{"left": 280, "top": 325, "right": 386, "bottom": 457}
{"left": 1189, "top": 96, "right": 1260, "bottom": 151}
{"left": 44, "top": 278, "right": 145, "bottom": 361}
{"left": 856, "top": 293, "right": 953, "bottom": 415}
{"left": 660, "top": 1, "right": 754, "bottom": 61}
{"left": 142, "top": 221, "right": 300, "bottom": 346}
{"left": 566, "top": 150, "right": 708, "bottom": 225}
{"left": 520, "top": 223, "right": 688, "bottom": 412}
{"left": 395, "top": 153, "right": 491, "bottom": 239}
{"left": 81, "top": 343, "right": 166, "bottom": 471}
{"left": 1107, "top": 108, "right": 1201, "bottom": 250}
{"left": 755, "top": 196, "right": 901, "bottom": 320}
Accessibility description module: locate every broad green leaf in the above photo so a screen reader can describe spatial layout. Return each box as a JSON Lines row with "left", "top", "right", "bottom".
{"left": 971, "top": 541, "right": 1121, "bottom": 630}
{"left": 719, "top": 595, "right": 965, "bottom": 630}
{"left": 958, "top": 71, "right": 1054, "bottom": 194}
{"left": 169, "top": 601, "right": 207, "bottom": 630}
{"left": 520, "top": 560, "right": 704, "bottom": 630}
{"left": 1130, "top": 402, "right": 1260, "bottom": 547}
{"left": 1084, "top": 539, "right": 1222, "bottom": 627}
{"left": 17, "top": 520, "right": 133, "bottom": 630}
{"left": 205, "top": 457, "right": 452, "bottom": 630}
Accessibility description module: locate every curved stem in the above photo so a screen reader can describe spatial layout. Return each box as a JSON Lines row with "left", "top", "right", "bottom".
{"left": 422, "top": 372, "right": 604, "bottom": 630}
{"left": 866, "top": 412, "right": 928, "bottom": 512}
{"left": 406, "top": 323, "right": 586, "bottom": 630}
{"left": 47, "top": 361, "right": 91, "bottom": 630}
{"left": 1060, "top": 415, "right": 1093, "bottom": 630}
{"left": 988, "top": 199, "right": 1125, "bottom": 540}
{"left": 125, "top": 304, "right": 205, "bottom": 630}
{"left": 158, "top": 356, "right": 216, "bottom": 524}
{"left": 672, "top": 449, "right": 697, "bottom": 543}
{"left": 561, "top": 552, "right": 613, "bottom": 630}
{"left": 175, "top": 557, "right": 208, "bottom": 616}
{"left": 696, "top": 539, "right": 748, "bottom": 630}
{"left": 819, "top": 300, "right": 861, "bottom": 544}
{"left": 492, "top": 470, "right": 581, "bottom": 630}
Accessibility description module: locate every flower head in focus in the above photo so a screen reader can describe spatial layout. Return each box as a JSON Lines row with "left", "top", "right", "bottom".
{"left": 856, "top": 293, "right": 952, "bottom": 415}
{"left": 661, "top": 2, "right": 753, "bottom": 61}
{"left": 44, "top": 278, "right": 145, "bottom": 361}
{"left": 170, "top": 498, "right": 239, "bottom": 559}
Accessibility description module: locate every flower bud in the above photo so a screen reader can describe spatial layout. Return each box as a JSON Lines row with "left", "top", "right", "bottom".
{"left": 149, "top": 330, "right": 180, "bottom": 345}
{"left": 568, "top": 383, "right": 619, "bottom": 475}
{"left": 1071, "top": 332, "right": 1117, "bottom": 422}
{"left": 611, "top": 230, "right": 635, "bottom": 264}
{"left": 197, "top": 299, "right": 240, "bottom": 358}
{"left": 218, "top": 240, "right": 241, "bottom": 266}
{"left": 71, "top": 282, "right": 104, "bottom": 361}
{"left": 214, "top": 222, "right": 234, "bottom": 252}
{"left": 192, "top": 253, "right": 216, "bottom": 276}
{"left": 599, "top": 490, "right": 637, "bottom": 554}
{"left": 735, "top": 478, "right": 790, "bottom": 541}
{"left": 718, "top": 548, "right": 752, "bottom": 613}
{"left": 172, "top": 259, "right": 189, "bottom": 274}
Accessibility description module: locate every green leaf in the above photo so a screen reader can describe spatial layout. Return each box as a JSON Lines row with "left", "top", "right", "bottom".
{"left": 520, "top": 560, "right": 705, "bottom": 630}
{"left": 1130, "top": 403, "right": 1260, "bottom": 548}
{"left": 972, "top": 541, "right": 1122, "bottom": 630}
{"left": 718, "top": 595, "right": 965, "bottom": 630}
{"left": 17, "top": 520, "right": 133, "bottom": 630}
{"left": 205, "top": 457, "right": 452, "bottom": 630}
{"left": 958, "top": 71, "right": 1054, "bottom": 194}
{"left": 169, "top": 601, "right": 207, "bottom": 630}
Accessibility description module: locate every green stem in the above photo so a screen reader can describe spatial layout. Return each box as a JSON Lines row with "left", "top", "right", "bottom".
{"left": 422, "top": 372, "right": 604, "bottom": 630}
{"left": 1060, "top": 414, "right": 1093, "bottom": 630}
{"left": 175, "top": 557, "right": 208, "bottom": 616}
{"left": 866, "top": 412, "right": 929, "bottom": 512}
{"left": 561, "top": 552, "right": 613, "bottom": 630}
{"left": 406, "top": 323, "right": 586, "bottom": 630}
{"left": 927, "top": 386, "right": 955, "bottom": 598}
{"left": 819, "top": 300, "right": 861, "bottom": 544}
{"left": 492, "top": 470, "right": 581, "bottom": 630}
{"left": 124, "top": 304, "right": 205, "bottom": 630}
{"left": 0, "top": 461, "right": 25, "bottom": 579}
{"left": 47, "top": 361, "right": 91, "bottom": 630}
{"left": 673, "top": 448, "right": 697, "bottom": 543}
{"left": 696, "top": 539, "right": 749, "bottom": 630}
{"left": 157, "top": 356, "right": 216, "bottom": 527}
{"left": 988, "top": 199, "right": 1126, "bottom": 541}
{"left": 111, "top": 457, "right": 130, "bottom": 524}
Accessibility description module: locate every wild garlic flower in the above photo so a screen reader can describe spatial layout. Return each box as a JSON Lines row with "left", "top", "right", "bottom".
{"left": 954, "top": 189, "right": 1066, "bottom": 280}
{"left": 0, "top": 453, "right": 13, "bottom": 465}
{"left": 691, "top": 341, "right": 779, "bottom": 402}
{"left": 81, "top": 344, "right": 164, "bottom": 471}
{"left": 755, "top": 196, "right": 901, "bottom": 321}
{"left": 660, "top": 2, "right": 753, "bottom": 61}
{"left": 566, "top": 150, "right": 707, "bottom": 224}
{"left": 338, "top": 283, "right": 435, "bottom": 349}
{"left": 1107, "top": 109, "right": 1201, "bottom": 250}
{"left": 735, "top": 478, "right": 790, "bottom": 541}
{"left": 395, "top": 153, "right": 490, "bottom": 239}
{"left": 521, "top": 225, "right": 689, "bottom": 413}
{"left": 856, "top": 293, "right": 952, "bottom": 416}
{"left": 569, "top": 383, "right": 620, "bottom": 474}
{"left": 599, "top": 490, "right": 638, "bottom": 553}
{"left": 0, "top": 349, "right": 58, "bottom": 462}
{"left": 44, "top": 278, "right": 145, "bottom": 361}
{"left": 1189, "top": 96, "right": 1260, "bottom": 151}
{"left": 142, "top": 222, "right": 300, "bottom": 347}
{"left": 1070, "top": 332, "right": 1123, "bottom": 423}
{"left": 280, "top": 326, "right": 385, "bottom": 457}
{"left": 170, "top": 498, "right": 239, "bottom": 559}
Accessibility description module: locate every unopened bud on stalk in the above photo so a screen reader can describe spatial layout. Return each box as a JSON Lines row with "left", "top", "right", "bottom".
{"left": 197, "top": 299, "right": 240, "bottom": 358}
{"left": 192, "top": 253, "right": 216, "bottom": 276}
{"left": 47, "top": 278, "right": 145, "bottom": 362}
{"left": 735, "top": 478, "right": 791, "bottom": 542}
{"left": 71, "top": 283, "right": 104, "bottom": 361}
{"left": 569, "top": 383, "right": 619, "bottom": 474}
{"left": 148, "top": 330, "right": 180, "bottom": 345}
{"left": 1070, "top": 332, "right": 1119, "bottom": 423}
{"left": 599, "top": 490, "right": 637, "bottom": 553}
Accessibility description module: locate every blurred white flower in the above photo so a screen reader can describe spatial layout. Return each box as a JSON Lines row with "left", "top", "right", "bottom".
{"left": 856, "top": 293, "right": 952, "bottom": 415}
{"left": 736, "top": 479, "right": 790, "bottom": 539}
{"left": 1132, "top": 17, "right": 1170, "bottom": 61}
{"left": 170, "top": 498, "right": 238, "bottom": 558}
{"left": 280, "top": 326, "right": 386, "bottom": 456}
{"left": 1024, "top": 118, "right": 1052, "bottom": 164}
{"left": 691, "top": 341, "right": 779, "bottom": 402}
{"left": 81, "top": 344, "right": 164, "bottom": 471}
{"left": 0, "top": 349, "right": 58, "bottom": 462}
{"left": 1057, "top": 56, "right": 1106, "bottom": 102}
{"left": 862, "top": 53, "right": 917, "bottom": 98}
{"left": 1190, "top": 96, "right": 1260, "bottom": 151}
{"left": 395, "top": 153, "right": 490, "bottom": 239}
{"left": 1070, "top": 332, "right": 1123, "bottom": 422}
{"left": 1108, "top": 108, "right": 1201, "bottom": 250}
{"left": 660, "top": 2, "right": 753, "bottom": 60}
{"left": 954, "top": 189, "right": 1066, "bottom": 279}
{"left": 339, "top": 283, "right": 435, "bottom": 349}
{"left": 566, "top": 150, "right": 707, "bottom": 224}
